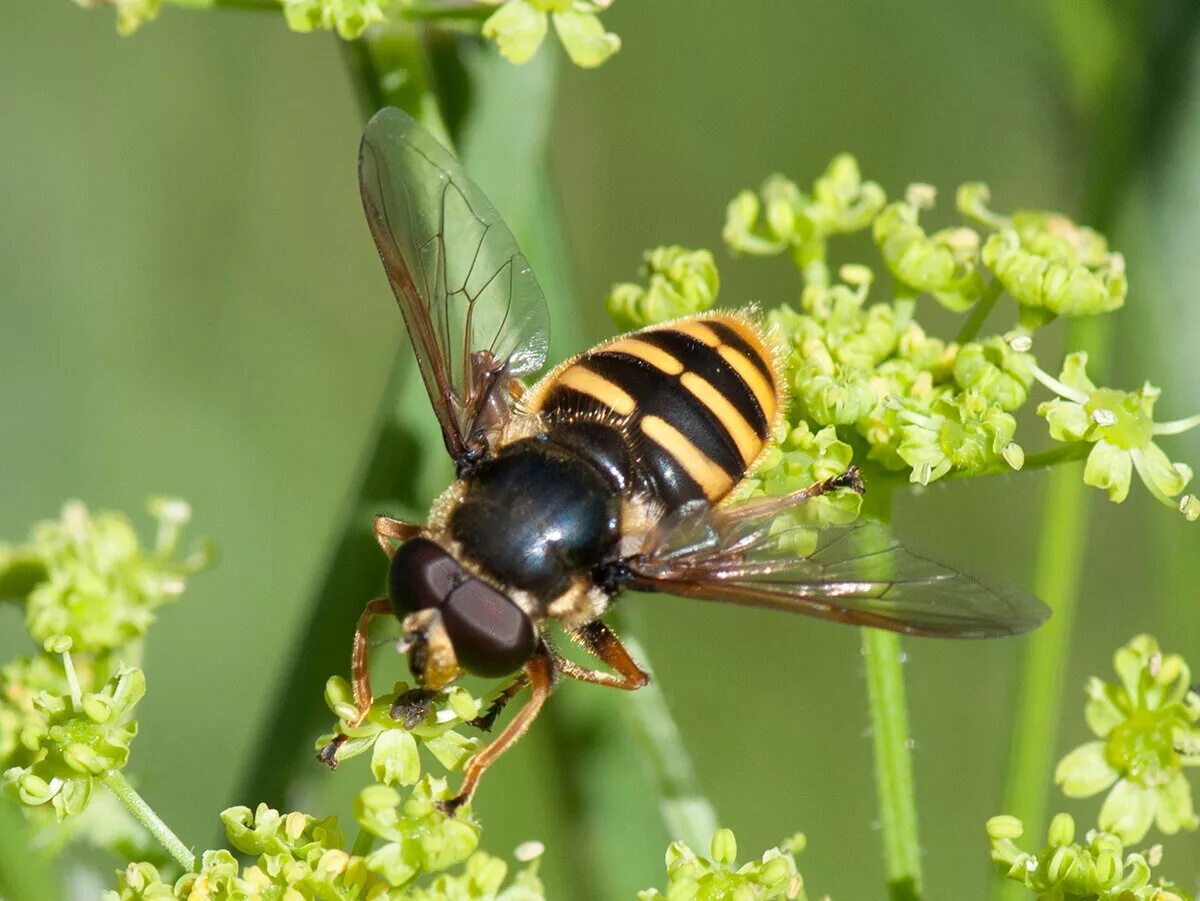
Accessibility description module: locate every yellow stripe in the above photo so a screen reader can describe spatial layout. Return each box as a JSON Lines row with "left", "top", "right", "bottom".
{"left": 670, "top": 321, "right": 721, "bottom": 347}
{"left": 679, "top": 372, "right": 761, "bottom": 466}
{"left": 641, "top": 415, "right": 733, "bottom": 500}
{"left": 605, "top": 338, "right": 684, "bottom": 375}
{"left": 719, "top": 346, "right": 777, "bottom": 422}
{"left": 709, "top": 315, "right": 764, "bottom": 351}
{"left": 557, "top": 366, "right": 636, "bottom": 416}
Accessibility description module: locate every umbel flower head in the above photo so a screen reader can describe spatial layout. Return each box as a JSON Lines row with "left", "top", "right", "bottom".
{"left": 0, "top": 498, "right": 213, "bottom": 653}
{"left": 986, "top": 812, "right": 1191, "bottom": 901}
{"left": 1055, "top": 635, "right": 1200, "bottom": 844}
{"left": 1034, "top": 353, "right": 1200, "bottom": 519}
{"left": 638, "top": 828, "right": 811, "bottom": 901}
{"left": 2, "top": 660, "right": 145, "bottom": 820}
{"left": 483, "top": 0, "right": 621, "bottom": 68}
{"left": 107, "top": 792, "right": 544, "bottom": 899}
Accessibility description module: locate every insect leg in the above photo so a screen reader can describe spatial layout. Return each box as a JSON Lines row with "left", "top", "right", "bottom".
{"left": 468, "top": 672, "right": 531, "bottom": 732}
{"left": 557, "top": 619, "right": 650, "bottom": 691}
{"left": 374, "top": 515, "right": 421, "bottom": 555}
{"left": 318, "top": 597, "right": 393, "bottom": 770}
{"left": 439, "top": 647, "right": 556, "bottom": 816}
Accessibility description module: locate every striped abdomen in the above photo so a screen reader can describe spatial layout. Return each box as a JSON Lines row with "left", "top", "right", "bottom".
{"left": 526, "top": 314, "right": 783, "bottom": 511}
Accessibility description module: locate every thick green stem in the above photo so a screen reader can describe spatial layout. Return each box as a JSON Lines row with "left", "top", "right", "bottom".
{"left": 858, "top": 487, "right": 921, "bottom": 901}
{"left": 102, "top": 771, "right": 196, "bottom": 873}
{"left": 863, "top": 629, "right": 921, "bottom": 901}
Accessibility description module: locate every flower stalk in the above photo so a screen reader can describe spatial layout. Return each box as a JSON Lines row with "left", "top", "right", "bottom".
{"left": 101, "top": 770, "right": 196, "bottom": 872}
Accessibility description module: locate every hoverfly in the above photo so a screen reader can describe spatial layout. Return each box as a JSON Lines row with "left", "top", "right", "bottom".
{"left": 319, "top": 107, "right": 1049, "bottom": 813}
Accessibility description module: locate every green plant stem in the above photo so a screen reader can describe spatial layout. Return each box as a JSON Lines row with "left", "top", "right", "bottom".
{"left": 954, "top": 278, "right": 1003, "bottom": 345}
{"left": 941, "top": 441, "right": 1091, "bottom": 481}
{"left": 863, "top": 629, "right": 920, "bottom": 901}
{"left": 619, "top": 635, "right": 719, "bottom": 853}
{"left": 857, "top": 487, "right": 921, "bottom": 901}
{"left": 102, "top": 771, "right": 196, "bottom": 873}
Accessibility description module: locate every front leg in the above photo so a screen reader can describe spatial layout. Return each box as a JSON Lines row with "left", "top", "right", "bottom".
{"left": 374, "top": 515, "right": 421, "bottom": 556}
{"left": 318, "top": 597, "right": 392, "bottom": 769}
{"left": 469, "top": 672, "right": 531, "bottom": 732}
{"left": 439, "top": 647, "right": 556, "bottom": 816}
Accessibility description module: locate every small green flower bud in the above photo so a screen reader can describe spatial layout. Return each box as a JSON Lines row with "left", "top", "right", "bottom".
{"left": 953, "top": 337, "right": 1035, "bottom": 411}
{"left": 986, "top": 815, "right": 1024, "bottom": 840}
{"left": 711, "top": 828, "right": 737, "bottom": 865}
{"left": 1048, "top": 812, "right": 1077, "bottom": 846}
{"left": 872, "top": 201, "right": 984, "bottom": 311}
{"left": 607, "top": 247, "right": 719, "bottom": 330}
{"left": 371, "top": 728, "right": 421, "bottom": 786}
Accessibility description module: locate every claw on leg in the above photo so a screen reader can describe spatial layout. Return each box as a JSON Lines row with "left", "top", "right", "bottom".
{"left": 437, "top": 648, "right": 556, "bottom": 815}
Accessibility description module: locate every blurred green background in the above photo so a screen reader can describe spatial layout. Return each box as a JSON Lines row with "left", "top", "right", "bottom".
{"left": 2, "top": 1, "right": 1199, "bottom": 898}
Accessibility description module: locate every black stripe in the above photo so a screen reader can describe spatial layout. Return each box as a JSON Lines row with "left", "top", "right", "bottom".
{"left": 704, "top": 321, "right": 776, "bottom": 385}
{"left": 541, "top": 385, "right": 622, "bottom": 423}
{"left": 638, "top": 434, "right": 707, "bottom": 507}
{"left": 635, "top": 331, "right": 769, "bottom": 438}
{"left": 582, "top": 353, "right": 745, "bottom": 480}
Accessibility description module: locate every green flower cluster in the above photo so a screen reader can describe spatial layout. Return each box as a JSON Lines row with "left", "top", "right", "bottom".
{"left": 606, "top": 246, "right": 720, "bottom": 332}
{"left": 107, "top": 789, "right": 544, "bottom": 899}
{"left": 1055, "top": 635, "right": 1200, "bottom": 843}
{"left": 1, "top": 499, "right": 210, "bottom": 822}
{"left": 318, "top": 676, "right": 489, "bottom": 775}
{"left": 0, "top": 498, "right": 212, "bottom": 652}
{"left": 484, "top": 0, "right": 620, "bottom": 68}
{"left": 724, "top": 155, "right": 884, "bottom": 281}
{"left": 608, "top": 156, "right": 1200, "bottom": 511}
{"left": 3, "top": 661, "right": 144, "bottom": 820}
{"left": 987, "top": 813, "right": 1190, "bottom": 901}
{"left": 638, "top": 829, "right": 814, "bottom": 901}
{"left": 960, "top": 183, "right": 1127, "bottom": 325}
{"left": 282, "top": 0, "right": 392, "bottom": 39}
{"left": 71, "top": 0, "right": 623, "bottom": 65}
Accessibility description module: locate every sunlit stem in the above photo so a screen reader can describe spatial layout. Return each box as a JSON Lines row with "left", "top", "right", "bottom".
{"left": 102, "top": 771, "right": 196, "bottom": 873}
{"left": 859, "top": 487, "right": 922, "bottom": 901}
{"left": 1029, "top": 364, "right": 1089, "bottom": 405}
{"left": 1152, "top": 412, "right": 1200, "bottom": 436}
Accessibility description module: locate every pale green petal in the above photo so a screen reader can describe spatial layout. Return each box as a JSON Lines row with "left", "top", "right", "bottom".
{"left": 1130, "top": 441, "right": 1192, "bottom": 505}
{"left": 483, "top": 0, "right": 549, "bottom": 65}
{"left": 552, "top": 9, "right": 621, "bottom": 68}
{"left": 1038, "top": 398, "right": 1091, "bottom": 442}
{"left": 1055, "top": 741, "right": 1119, "bottom": 797}
{"left": 1084, "top": 439, "right": 1132, "bottom": 502}
{"left": 1059, "top": 351, "right": 1097, "bottom": 394}
{"left": 1084, "top": 677, "right": 1127, "bottom": 736}
{"left": 1098, "top": 778, "right": 1156, "bottom": 843}
{"left": 1154, "top": 771, "right": 1199, "bottom": 835}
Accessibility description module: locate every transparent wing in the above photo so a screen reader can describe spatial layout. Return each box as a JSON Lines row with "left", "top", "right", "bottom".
{"left": 623, "top": 492, "right": 1049, "bottom": 638}
{"left": 359, "top": 107, "right": 550, "bottom": 464}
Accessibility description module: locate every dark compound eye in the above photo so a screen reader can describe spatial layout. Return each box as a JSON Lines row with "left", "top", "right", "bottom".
{"left": 441, "top": 579, "right": 536, "bottom": 678}
{"left": 388, "top": 538, "right": 465, "bottom": 616}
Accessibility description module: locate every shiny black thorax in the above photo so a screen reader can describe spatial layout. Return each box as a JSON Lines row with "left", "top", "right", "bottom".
{"left": 448, "top": 433, "right": 624, "bottom": 604}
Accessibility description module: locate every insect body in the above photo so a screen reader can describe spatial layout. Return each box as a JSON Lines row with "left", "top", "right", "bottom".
{"left": 319, "top": 107, "right": 1050, "bottom": 814}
